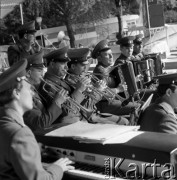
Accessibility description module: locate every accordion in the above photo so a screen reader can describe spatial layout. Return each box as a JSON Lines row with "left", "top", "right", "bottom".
{"left": 144, "top": 53, "right": 163, "bottom": 76}
{"left": 133, "top": 59, "right": 155, "bottom": 83}
{"left": 117, "top": 61, "right": 139, "bottom": 97}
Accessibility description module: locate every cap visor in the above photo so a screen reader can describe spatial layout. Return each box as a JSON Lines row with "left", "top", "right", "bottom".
{"left": 123, "top": 44, "right": 133, "bottom": 47}
{"left": 81, "top": 60, "right": 89, "bottom": 65}
{"left": 101, "top": 47, "right": 111, "bottom": 52}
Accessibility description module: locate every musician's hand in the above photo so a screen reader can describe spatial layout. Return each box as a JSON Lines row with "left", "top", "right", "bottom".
{"left": 95, "top": 80, "right": 107, "bottom": 91}
{"left": 136, "top": 74, "right": 143, "bottom": 82}
{"left": 54, "top": 88, "right": 68, "bottom": 107}
{"left": 32, "top": 40, "right": 41, "bottom": 52}
{"left": 75, "top": 76, "right": 91, "bottom": 92}
{"left": 117, "top": 83, "right": 127, "bottom": 93}
{"left": 54, "top": 157, "right": 75, "bottom": 172}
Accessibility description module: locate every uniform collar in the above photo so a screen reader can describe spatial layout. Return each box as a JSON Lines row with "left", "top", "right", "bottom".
{"left": 158, "top": 101, "right": 177, "bottom": 118}
{"left": 97, "top": 62, "right": 110, "bottom": 68}
{"left": 44, "top": 72, "right": 62, "bottom": 83}
{"left": 1, "top": 107, "right": 26, "bottom": 127}
{"left": 119, "top": 54, "right": 128, "bottom": 60}
{"left": 44, "top": 72, "right": 71, "bottom": 91}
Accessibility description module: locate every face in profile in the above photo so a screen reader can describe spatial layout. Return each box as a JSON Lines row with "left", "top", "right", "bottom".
{"left": 27, "top": 67, "right": 44, "bottom": 88}
{"left": 52, "top": 62, "right": 68, "bottom": 78}
{"left": 19, "top": 79, "right": 34, "bottom": 112}
{"left": 71, "top": 63, "right": 89, "bottom": 76}
{"left": 27, "top": 33, "right": 36, "bottom": 45}
{"left": 168, "top": 86, "right": 177, "bottom": 108}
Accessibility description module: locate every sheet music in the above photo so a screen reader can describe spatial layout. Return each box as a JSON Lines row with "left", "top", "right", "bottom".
{"left": 46, "top": 121, "right": 140, "bottom": 144}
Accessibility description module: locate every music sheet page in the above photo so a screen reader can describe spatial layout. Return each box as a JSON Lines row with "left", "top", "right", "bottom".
{"left": 46, "top": 121, "right": 140, "bottom": 144}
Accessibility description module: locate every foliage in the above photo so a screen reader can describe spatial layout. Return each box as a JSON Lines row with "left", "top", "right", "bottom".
{"left": 2, "top": 0, "right": 177, "bottom": 46}
{"left": 164, "top": 10, "right": 177, "bottom": 23}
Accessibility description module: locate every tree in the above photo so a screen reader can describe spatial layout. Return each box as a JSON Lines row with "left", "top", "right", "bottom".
{"left": 48, "top": 0, "right": 113, "bottom": 47}
{"left": 114, "top": 0, "right": 123, "bottom": 40}
{"left": 3, "top": 0, "right": 143, "bottom": 47}
{"left": 112, "top": 0, "right": 140, "bottom": 40}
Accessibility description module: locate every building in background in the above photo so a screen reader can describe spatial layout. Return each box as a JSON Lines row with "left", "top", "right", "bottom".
{"left": 0, "top": 0, "right": 24, "bottom": 19}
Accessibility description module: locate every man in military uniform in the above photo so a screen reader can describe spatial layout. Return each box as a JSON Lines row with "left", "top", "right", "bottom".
{"left": 23, "top": 50, "right": 68, "bottom": 131}
{"left": 66, "top": 47, "right": 129, "bottom": 125}
{"left": 39, "top": 46, "right": 92, "bottom": 125}
{"left": 8, "top": 21, "right": 41, "bottom": 66}
{"left": 139, "top": 73, "right": 177, "bottom": 134}
{"left": 0, "top": 59, "right": 74, "bottom": 180}
{"left": 114, "top": 36, "right": 155, "bottom": 100}
{"left": 92, "top": 39, "right": 140, "bottom": 117}
{"left": 133, "top": 34, "right": 145, "bottom": 61}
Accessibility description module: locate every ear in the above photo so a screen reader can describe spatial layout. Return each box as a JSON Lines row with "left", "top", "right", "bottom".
{"left": 50, "top": 61, "right": 55, "bottom": 68}
{"left": 97, "top": 55, "right": 102, "bottom": 62}
{"left": 71, "top": 64, "right": 75, "bottom": 70}
{"left": 12, "top": 89, "right": 20, "bottom": 100}
{"left": 166, "top": 88, "right": 172, "bottom": 97}
{"left": 24, "top": 34, "right": 28, "bottom": 39}
{"left": 26, "top": 70, "right": 31, "bottom": 78}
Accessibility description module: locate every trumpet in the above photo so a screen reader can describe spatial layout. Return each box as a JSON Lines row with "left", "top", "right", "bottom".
{"left": 65, "top": 72, "right": 126, "bottom": 103}
{"left": 90, "top": 73, "right": 126, "bottom": 102}
{"left": 41, "top": 78, "right": 93, "bottom": 120}
{"left": 65, "top": 72, "right": 104, "bottom": 101}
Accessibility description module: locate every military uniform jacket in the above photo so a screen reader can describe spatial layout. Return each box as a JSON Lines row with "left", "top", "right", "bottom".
{"left": 23, "top": 89, "right": 62, "bottom": 132}
{"left": 38, "top": 72, "right": 85, "bottom": 124}
{"left": 0, "top": 107, "right": 63, "bottom": 180}
{"left": 93, "top": 62, "right": 118, "bottom": 88}
{"left": 140, "top": 100, "right": 177, "bottom": 134}
{"left": 8, "top": 41, "right": 38, "bottom": 66}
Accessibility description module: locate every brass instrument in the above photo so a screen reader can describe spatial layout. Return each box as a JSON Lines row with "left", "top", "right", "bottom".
{"left": 65, "top": 72, "right": 126, "bottom": 103}
{"left": 89, "top": 73, "right": 126, "bottom": 102}
{"left": 65, "top": 72, "right": 104, "bottom": 102}
{"left": 41, "top": 78, "right": 93, "bottom": 119}
{"left": 43, "top": 34, "right": 57, "bottom": 50}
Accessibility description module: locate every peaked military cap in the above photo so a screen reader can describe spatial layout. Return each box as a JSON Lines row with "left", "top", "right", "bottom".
{"left": 27, "top": 50, "right": 44, "bottom": 69}
{"left": 155, "top": 73, "right": 177, "bottom": 85}
{"left": 17, "top": 21, "right": 37, "bottom": 34}
{"left": 44, "top": 46, "right": 70, "bottom": 63}
{"left": 133, "top": 34, "right": 144, "bottom": 45}
{"left": 0, "top": 60, "right": 27, "bottom": 93}
{"left": 91, "top": 39, "right": 110, "bottom": 59}
{"left": 117, "top": 36, "right": 135, "bottom": 47}
{"left": 68, "top": 48, "right": 90, "bottom": 65}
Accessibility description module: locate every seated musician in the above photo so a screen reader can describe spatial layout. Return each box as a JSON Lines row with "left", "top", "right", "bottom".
{"left": 0, "top": 59, "right": 74, "bottom": 180}
{"left": 139, "top": 73, "right": 177, "bottom": 134}
{"left": 92, "top": 39, "right": 140, "bottom": 117}
{"left": 38, "top": 46, "right": 92, "bottom": 125}
{"left": 8, "top": 21, "right": 41, "bottom": 66}
{"left": 133, "top": 35, "right": 157, "bottom": 90}
{"left": 133, "top": 34, "right": 145, "bottom": 61}
{"left": 23, "top": 50, "right": 68, "bottom": 131}
{"left": 66, "top": 47, "right": 129, "bottom": 125}
{"left": 113, "top": 36, "right": 155, "bottom": 101}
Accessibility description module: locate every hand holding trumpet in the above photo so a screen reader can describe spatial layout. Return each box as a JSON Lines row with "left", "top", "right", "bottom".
{"left": 32, "top": 40, "right": 41, "bottom": 52}
{"left": 94, "top": 80, "right": 107, "bottom": 92}
{"left": 74, "top": 76, "right": 91, "bottom": 93}
{"left": 53, "top": 88, "right": 68, "bottom": 108}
